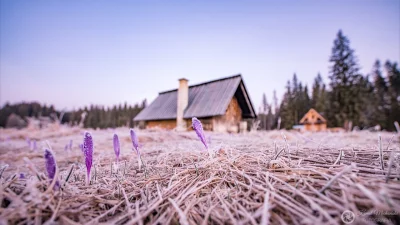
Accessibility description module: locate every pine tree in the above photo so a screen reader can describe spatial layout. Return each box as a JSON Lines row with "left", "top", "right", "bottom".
{"left": 357, "top": 75, "right": 375, "bottom": 128}
{"left": 258, "top": 93, "right": 277, "bottom": 130}
{"left": 328, "top": 30, "right": 365, "bottom": 128}
{"left": 291, "top": 74, "right": 300, "bottom": 124}
{"left": 279, "top": 81, "right": 295, "bottom": 129}
{"left": 266, "top": 105, "right": 274, "bottom": 130}
{"left": 371, "top": 60, "right": 389, "bottom": 128}
{"left": 302, "top": 85, "right": 311, "bottom": 116}
{"left": 258, "top": 93, "right": 269, "bottom": 130}
{"left": 311, "top": 74, "right": 328, "bottom": 114}
{"left": 385, "top": 61, "right": 400, "bottom": 130}
{"left": 141, "top": 99, "right": 147, "bottom": 108}
{"left": 261, "top": 93, "right": 268, "bottom": 114}
{"left": 273, "top": 90, "right": 279, "bottom": 115}
{"left": 311, "top": 73, "right": 322, "bottom": 109}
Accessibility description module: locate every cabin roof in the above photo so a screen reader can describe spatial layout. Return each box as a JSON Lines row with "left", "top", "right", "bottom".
{"left": 134, "top": 74, "right": 256, "bottom": 121}
{"left": 299, "top": 108, "right": 327, "bottom": 124}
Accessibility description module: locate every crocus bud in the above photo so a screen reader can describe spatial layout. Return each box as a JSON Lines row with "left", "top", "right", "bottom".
{"left": 192, "top": 117, "right": 208, "bottom": 150}
{"left": 69, "top": 140, "right": 73, "bottom": 150}
{"left": 44, "top": 149, "right": 60, "bottom": 190}
{"left": 26, "top": 138, "right": 31, "bottom": 147}
{"left": 130, "top": 129, "right": 139, "bottom": 155}
{"left": 83, "top": 132, "right": 93, "bottom": 185}
{"left": 113, "top": 133, "right": 120, "bottom": 162}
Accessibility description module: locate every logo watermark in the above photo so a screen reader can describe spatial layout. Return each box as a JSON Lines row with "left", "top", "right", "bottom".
{"left": 341, "top": 210, "right": 399, "bottom": 224}
{"left": 341, "top": 210, "right": 355, "bottom": 224}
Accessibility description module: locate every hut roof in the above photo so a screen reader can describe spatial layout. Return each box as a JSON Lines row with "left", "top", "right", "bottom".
{"left": 299, "top": 108, "right": 327, "bottom": 124}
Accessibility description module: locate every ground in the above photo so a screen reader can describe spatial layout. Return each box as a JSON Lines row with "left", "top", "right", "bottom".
{"left": 0, "top": 126, "right": 400, "bottom": 224}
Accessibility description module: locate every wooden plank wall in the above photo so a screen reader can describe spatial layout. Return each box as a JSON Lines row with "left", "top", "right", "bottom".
{"left": 147, "top": 120, "right": 177, "bottom": 129}
{"left": 213, "top": 97, "right": 242, "bottom": 132}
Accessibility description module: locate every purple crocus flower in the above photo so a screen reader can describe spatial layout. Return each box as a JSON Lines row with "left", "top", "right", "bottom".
{"left": 130, "top": 129, "right": 139, "bottom": 155}
{"left": 192, "top": 117, "right": 208, "bottom": 150}
{"left": 19, "top": 173, "right": 25, "bottom": 179}
{"left": 44, "top": 149, "right": 60, "bottom": 190}
{"left": 113, "top": 133, "right": 120, "bottom": 162}
{"left": 83, "top": 132, "right": 93, "bottom": 185}
{"left": 64, "top": 144, "right": 68, "bottom": 151}
{"left": 31, "top": 140, "right": 37, "bottom": 151}
{"left": 69, "top": 140, "right": 73, "bottom": 150}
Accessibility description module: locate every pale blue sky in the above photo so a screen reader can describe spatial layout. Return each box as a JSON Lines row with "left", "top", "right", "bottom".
{"left": 1, "top": 0, "right": 399, "bottom": 111}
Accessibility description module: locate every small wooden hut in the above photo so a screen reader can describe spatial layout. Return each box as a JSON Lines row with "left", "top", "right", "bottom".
{"left": 299, "top": 108, "right": 327, "bottom": 131}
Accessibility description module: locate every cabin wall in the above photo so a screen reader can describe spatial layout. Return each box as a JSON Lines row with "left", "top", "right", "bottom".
{"left": 186, "top": 118, "right": 213, "bottom": 131}
{"left": 225, "top": 96, "right": 242, "bottom": 124}
{"left": 146, "top": 120, "right": 177, "bottom": 129}
{"left": 304, "top": 123, "right": 327, "bottom": 131}
{"left": 213, "top": 97, "right": 243, "bottom": 132}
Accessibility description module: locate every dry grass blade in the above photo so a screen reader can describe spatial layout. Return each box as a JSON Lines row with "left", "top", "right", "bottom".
{"left": 333, "top": 150, "right": 342, "bottom": 166}
{"left": 0, "top": 164, "right": 8, "bottom": 179}
{"left": 378, "top": 134, "right": 384, "bottom": 170}
{"left": 64, "top": 164, "right": 74, "bottom": 185}
{"left": 168, "top": 198, "right": 189, "bottom": 225}
{"left": 385, "top": 151, "right": 395, "bottom": 183}
{"left": 319, "top": 165, "right": 353, "bottom": 193}
{"left": 261, "top": 191, "right": 271, "bottom": 225}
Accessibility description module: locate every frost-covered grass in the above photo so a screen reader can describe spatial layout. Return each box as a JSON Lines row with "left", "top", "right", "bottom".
{"left": 0, "top": 126, "right": 399, "bottom": 224}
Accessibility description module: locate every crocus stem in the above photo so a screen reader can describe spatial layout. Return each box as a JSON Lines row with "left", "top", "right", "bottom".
{"left": 94, "top": 165, "right": 97, "bottom": 181}
{"left": 64, "top": 164, "right": 74, "bottom": 186}
{"left": 137, "top": 155, "right": 142, "bottom": 171}
{"left": 86, "top": 170, "right": 91, "bottom": 186}
{"left": 139, "top": 155, "right": 148, "bottom": 178}
{"left": 194, "top": 162, "right": 199, "bottom": 177}
{"left": 208, "top": 149, "right": 213, "bottom": 159}
{"left": 123, "top": 160, "right": 126, "bottom": 177}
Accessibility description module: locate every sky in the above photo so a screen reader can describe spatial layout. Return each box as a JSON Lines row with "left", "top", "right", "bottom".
{"left": 1, "top": 0, "right": 399, "bottom": 112}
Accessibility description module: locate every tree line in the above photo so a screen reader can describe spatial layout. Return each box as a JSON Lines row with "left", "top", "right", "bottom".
{"left": 0, "top": 100, "right": 147, "bottom": 129}
{"left": 0, "top": 102, "right": 58, "bottom": 128}
{"left": 258, "top": 30, "right": 400, "bottom": 131}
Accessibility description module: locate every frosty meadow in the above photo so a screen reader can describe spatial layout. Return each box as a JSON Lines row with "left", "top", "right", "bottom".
{"left": 0, "top": 122, "right": 399, "bottom": 224}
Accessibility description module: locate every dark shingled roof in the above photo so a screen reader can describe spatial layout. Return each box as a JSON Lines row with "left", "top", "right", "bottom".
{"left": 134, "top": 74, "right": 256, "bottom": 121}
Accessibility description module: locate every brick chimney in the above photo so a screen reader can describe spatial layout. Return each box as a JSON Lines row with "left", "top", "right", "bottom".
{"left": 177, "top": 78, "right": 189, "bottom": 131}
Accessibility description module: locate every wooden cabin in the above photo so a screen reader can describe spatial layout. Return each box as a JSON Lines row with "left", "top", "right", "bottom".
{"left": 299, "top": 108, "right": 327, "bottom": 131}
{"left": 134, "top": 74, "right": 256, "bottom": 132}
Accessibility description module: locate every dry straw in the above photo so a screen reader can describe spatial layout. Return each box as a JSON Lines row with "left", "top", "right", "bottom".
{"left": 0, "top": 128, "right": 399, "bottom": 224}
